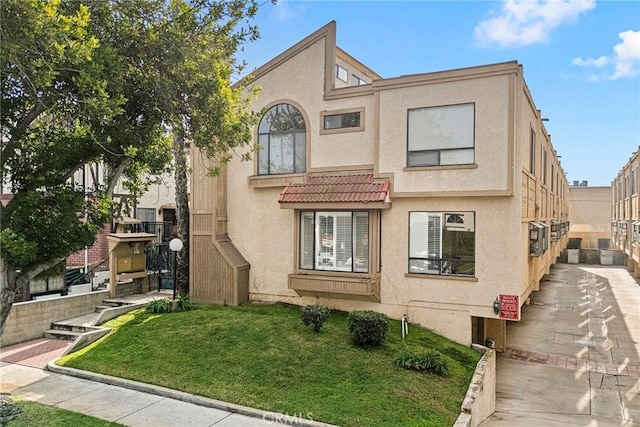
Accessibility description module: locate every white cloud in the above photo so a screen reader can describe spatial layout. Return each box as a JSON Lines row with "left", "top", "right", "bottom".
{"left": 612, "top": 30, "right": 640, "bottom": 78}
{"left": 572, "top": 56, "right": 610, "bottom": 68}
{"left": 572, "top": 30, "right": 640, "bottom": 80}
{"left": 475, "top": 0, "right": 596, "bottom": 47}
{"left": 271, "top": 0, "right": 305, "bottom": 21}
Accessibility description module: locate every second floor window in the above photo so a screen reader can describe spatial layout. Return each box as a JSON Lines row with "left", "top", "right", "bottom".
{"left": 258, "top": 103, "right": 306, "bottom": 175}
{"left": 322, "top": 111, "right": 362, "bottom": 131}
{"left": 407, "top": 103, "right": 475, "bottom": 167}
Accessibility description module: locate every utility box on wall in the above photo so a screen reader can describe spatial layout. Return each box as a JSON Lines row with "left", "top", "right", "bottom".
{"left": 107, "top": 233, "right": 156, "bottom": 298}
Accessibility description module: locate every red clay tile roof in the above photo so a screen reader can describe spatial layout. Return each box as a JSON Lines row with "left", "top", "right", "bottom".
{"left": 278, "top": 174, "right": 389, "bottom": 204}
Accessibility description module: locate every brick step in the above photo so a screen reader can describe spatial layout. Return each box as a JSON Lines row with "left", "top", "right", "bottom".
{"left": 95, "top": 305, "right": 112, "bottom": 312}
{"left": 44, "top": 329, "right": 83, "bottom": 340}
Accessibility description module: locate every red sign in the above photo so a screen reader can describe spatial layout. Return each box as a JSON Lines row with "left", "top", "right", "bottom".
{"left": 499, "top": 294, "right": 520, "bottom": 320}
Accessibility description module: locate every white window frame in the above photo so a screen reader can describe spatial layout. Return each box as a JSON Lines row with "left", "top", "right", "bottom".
{"left": 335, "top": 65, "right": 348, "bottom": 82}
{"left": 299, "top": 211, "right": 370, "bottom": 273}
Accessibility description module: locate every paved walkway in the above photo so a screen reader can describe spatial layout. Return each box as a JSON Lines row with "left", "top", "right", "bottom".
{"left": 0, "top": 338, "right": 72, "bottom": 370}
{"left": 481, "top": 263, "right": 640, "bottom": 426}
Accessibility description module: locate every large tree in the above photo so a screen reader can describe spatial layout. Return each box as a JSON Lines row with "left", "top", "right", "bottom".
{"left": 0, "top": 0, "right": 261, "bottom": 334}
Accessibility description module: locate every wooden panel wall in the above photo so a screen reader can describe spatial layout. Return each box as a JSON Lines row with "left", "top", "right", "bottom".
{"left": 521, "top": 172, "right": 537, "bottom": 219}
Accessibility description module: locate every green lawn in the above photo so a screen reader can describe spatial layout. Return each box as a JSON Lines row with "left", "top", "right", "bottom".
{"left": 58, "top": 303, "right": 480, "bottom": 427}
{"left": 6, "top": 399, "right": 121, "bottom": 426}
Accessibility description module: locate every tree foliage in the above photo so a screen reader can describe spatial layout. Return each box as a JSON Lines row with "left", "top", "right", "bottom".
{"left": 0, "top": 0, "right": 262, "bottom": 329}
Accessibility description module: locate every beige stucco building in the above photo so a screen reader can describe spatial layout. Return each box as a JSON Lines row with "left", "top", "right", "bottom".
{"left": 568, "top": 185, "right": 612, "bottom": 250}
{"left": 189, "top": 22, "right": 569, "bottom": 349}
{"left": 612, "top": 147, "right": 640, "bottom": 274}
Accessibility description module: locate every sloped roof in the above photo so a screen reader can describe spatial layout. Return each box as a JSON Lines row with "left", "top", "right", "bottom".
{"left": 278, "top": 174, "right": 389, "bottom": 205}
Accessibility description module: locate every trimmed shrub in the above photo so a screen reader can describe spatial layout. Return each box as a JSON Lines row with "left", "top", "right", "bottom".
{"left": 301, "top": 304, "right": 331, "bottom": 332}
{"left": 394, "top": 346, "right": 450, "bottom": 376}
{"left": 176, "top": 294, "right": 192, "bottom": 312}
{"left": 347, "top": 310, "right": 389, "bottom": 348}
{"left": 145, "top": 298, "right": 172, "bottom": 314}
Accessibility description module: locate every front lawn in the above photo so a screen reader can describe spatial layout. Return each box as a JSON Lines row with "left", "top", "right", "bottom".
{"left": 6, "top": 398, "right": 121, "bottom": 427}
{"left": 58, "top": 303, "right": 480, "bottom": 426}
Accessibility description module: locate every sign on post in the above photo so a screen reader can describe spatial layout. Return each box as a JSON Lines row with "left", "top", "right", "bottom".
{"left": 499, "top": 294, "right": 519, "bottom": 320}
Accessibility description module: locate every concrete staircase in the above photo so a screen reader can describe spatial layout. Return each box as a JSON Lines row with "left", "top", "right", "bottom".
{"left": 44, "top": 311, "right": 103, "bottom": 341}
{"left": 43, "top": 290, "right": 172, "bottom": 347}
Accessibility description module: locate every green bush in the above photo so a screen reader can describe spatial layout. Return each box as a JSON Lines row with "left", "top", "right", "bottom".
{"left": 347, "top": 310, "right": 389, "bottom": 348}
{"left": 394, "top": 347, "right": 450, "bottom": 376}
{"left": 301, "top": 304, "right": 331, "bottom": 332}
{"left": 0, "top": 395, "right": 23, "bottom": 425}
{"left": 176, "top": 294, "right": 192, "bottom": 312}
{"left": 145, "top": 298, "right": 172, "bottom": 314}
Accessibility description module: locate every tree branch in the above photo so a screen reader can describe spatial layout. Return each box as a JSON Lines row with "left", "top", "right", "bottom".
{"left": 19, "top": 257, "right": 66, "bottom": 283}
{"left": 104, "top": 157, "right": 130, "bottom": 198}
{"left": 1, "top": 99, "right": 51, "bottom": 160}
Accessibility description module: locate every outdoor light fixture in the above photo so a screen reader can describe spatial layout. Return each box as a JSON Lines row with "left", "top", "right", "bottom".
{"left": 169, "top": 237, "right": 183, "bottom": 300}
{"left": 493, "top": 297, "right": 500, "bottom": 315}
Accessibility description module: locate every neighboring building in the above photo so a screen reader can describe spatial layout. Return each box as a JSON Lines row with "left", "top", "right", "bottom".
{"left": 612, "top": 147, "right": 640, "bottom": 274}
{"left": 568, "top": 185, "right": 612, "bottom": 250}
{"left": 189, "top": 22, "right": 569, "bottom": 348}
{"left": 66, "top": 164, "right": 177, "bottom": 270}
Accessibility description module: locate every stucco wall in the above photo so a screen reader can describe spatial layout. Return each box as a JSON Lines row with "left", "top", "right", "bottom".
{"left": 377, "top": 72, "right": 513, "bottom": 194}
{"left": 1, "top": 291, "right": 109, "bottom": 346}
{"left": 569, "top": 186, "right": 611, "bottom": 231}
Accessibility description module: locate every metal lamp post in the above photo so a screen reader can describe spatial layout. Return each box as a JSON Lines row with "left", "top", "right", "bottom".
{"left": 169, "top": 238, "right": 183, "bottom": 300}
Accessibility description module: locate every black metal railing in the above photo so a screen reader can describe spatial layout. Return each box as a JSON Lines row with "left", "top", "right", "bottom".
{"left": 131, "top": 221, "right": 175, "bottom": 243}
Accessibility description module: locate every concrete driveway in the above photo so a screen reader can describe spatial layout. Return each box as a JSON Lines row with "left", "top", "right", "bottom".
{"left": 481, "top": 263, "right": 640, "bottom": 426}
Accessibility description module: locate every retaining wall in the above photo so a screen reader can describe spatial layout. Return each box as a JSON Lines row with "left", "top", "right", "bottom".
{"left": 1, "top": 290, "right": 109, "bottom": 346}
{"left": 454, "top": 346, "right": 496, "bottom": 427}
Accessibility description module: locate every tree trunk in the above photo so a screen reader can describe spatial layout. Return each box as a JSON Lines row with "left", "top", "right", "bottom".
{"left": 173, "top": 133, "right": 190, "bottom": 296}
{"left": 0, "top": 255, "right": 66, "bottom": 337}
{"left": 0, "top": 255, "right": 19, "bottom": 338}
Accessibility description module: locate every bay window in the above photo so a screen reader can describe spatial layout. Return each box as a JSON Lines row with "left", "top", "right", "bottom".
{"left": 299, "top": 211, "right": 369, "bottom": 273}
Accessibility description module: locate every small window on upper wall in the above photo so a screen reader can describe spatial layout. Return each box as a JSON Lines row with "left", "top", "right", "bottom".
{"left": 335, "top": 65, "right": 348, "bottom": 82}
{"left": 320, "top": 108, "right": 365, "bottom": 134}
{"left": 529, "top": 129, "right": 536, "bottom": 174}
{"left": 351, "top": 75, "right": 367, "bottom": 86}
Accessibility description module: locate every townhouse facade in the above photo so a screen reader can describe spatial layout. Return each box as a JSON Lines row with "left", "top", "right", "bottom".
{"left": 568, "top": 184, "right": 612, "bottom": 250}
{"left": 189, "top": 22, "right": 568, "bottom": 348}
{"left": 611, "top": 147, "right": 640, "bottom": 275}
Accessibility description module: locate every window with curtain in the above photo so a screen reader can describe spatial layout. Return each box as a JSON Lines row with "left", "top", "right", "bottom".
{"left": 258, "top": 103, "right": 306, "bottom": 175}
{"left": 407, "top": 103, "right": 475, "bottom": 167}
{"left": 299, "top": 211, "right": 369, "bottom": 273}
{"left": 409, "top": 212, "right": 475, "bottom": 276}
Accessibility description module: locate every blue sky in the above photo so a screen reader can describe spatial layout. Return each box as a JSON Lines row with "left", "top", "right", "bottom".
{"left": 237, "top": 0, "right": 640, "bottom": 187}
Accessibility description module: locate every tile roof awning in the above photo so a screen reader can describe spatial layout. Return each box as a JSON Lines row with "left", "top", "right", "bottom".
{"left": 278, "top": 174, "right": 391, "bottom": 209}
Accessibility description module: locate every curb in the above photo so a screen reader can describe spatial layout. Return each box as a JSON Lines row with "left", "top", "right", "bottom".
{"left": 46, "top": 359, "right": 337, "bottom": 427}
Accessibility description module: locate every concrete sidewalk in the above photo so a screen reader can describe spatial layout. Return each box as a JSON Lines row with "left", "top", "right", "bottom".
{"left": 481, "top": 263, "right": 640, "bottom": 426}
{"left": 1, "top": 359, "right": 332, "bottom": 427}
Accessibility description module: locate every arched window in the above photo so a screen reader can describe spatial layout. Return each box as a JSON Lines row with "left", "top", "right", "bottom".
{"left": 258, "top": 103, "right": 306, "bottom": 175}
